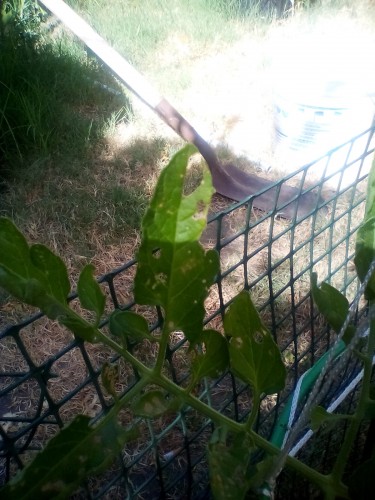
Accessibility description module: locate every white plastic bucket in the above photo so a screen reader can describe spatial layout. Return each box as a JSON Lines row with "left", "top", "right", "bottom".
{"left": 273, "top": 81, "right": 375, "bottom": 166}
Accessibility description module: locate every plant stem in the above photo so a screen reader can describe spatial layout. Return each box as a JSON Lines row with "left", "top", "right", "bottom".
{"left": 330, "top": 299, "right": 375, "bottom": 485}
{"left": 245, "top": 390, "right": 260, "bottom": 432}
{"left": 60, "top": 305, "right": 155, "bottom": 379}
{"left": 154, "top": 322, "right": 170, "bottom": 373}
{"left": 62, "top": 305, "right": 337, "bottom": 494}
{"left": 153, "top": 371, "right": 331, "bottom": 493}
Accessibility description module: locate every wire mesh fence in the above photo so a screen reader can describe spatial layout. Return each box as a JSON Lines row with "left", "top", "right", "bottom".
{"left": 1, "top": 125, "right": 375, "bottom": 498}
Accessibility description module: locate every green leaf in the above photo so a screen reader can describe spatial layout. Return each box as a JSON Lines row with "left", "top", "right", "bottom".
{"left": 208, "top": 430, "right": 252, "bottom": 500}
{"left": 132, "top": 390, "right": 172, "bottom": 418}
{"left": 311, "top": 273, "right": 350, "bottom": 333}
{"left": 0, "top": 264, "right": 46, "bottom": 308}
{"left": 364, "top": 399, "right": 375, "bottom": 419}
{"left": 109, "top": 309, "right": 156, "bottom": 345}
{"left": 363, "top": 155, "right": 375, "bottom": 220}
{"left": 139, "top": 145, "right": 213, "bottom": 245}
{"left": 0, "top": 217, "right": 35, "bottom": 279}
{"left": 348, "top": 451, "right": 375, "bottom": 500}
{"left": 59, "top": 315, "right": 100, "bottom": 343}
{"left": 0, "top": 414, "right": 137, "bottom": 500}
{"left": 354, "top": 158, "right": 375, "bottom": 299}
{"left": 310, "top": 406, "right": 351, "bottom": 432}
{"left": 30, "top": 244, "right": 70, "bottom": 304}
{"left": 0, "top": 217, "right": 69, "bottom": 318}
{"left": 134, "top": 145, "right": 218, "bottom": 344}
{"left": 77, "top": 264, "right": 105, "bottom": 325}
{"left": 311, "top": 273, "right": 355, "bottom": 345}
{"left": 355, "top": 217, "right": 375, "bottom": 300}
{"left": 191, "top": 329, "right": 229, "bottom": 383}
{"left": 224, "top": 291, "right": 286, "bottom": 396}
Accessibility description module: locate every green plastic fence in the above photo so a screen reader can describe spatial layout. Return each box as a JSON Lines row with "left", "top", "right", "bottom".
{"left": 1, "top": 127, "right": 375, "bottom": 498}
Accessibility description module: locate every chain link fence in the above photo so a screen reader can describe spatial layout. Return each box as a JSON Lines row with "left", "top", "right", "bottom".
{"left": 1, "top": 125, "right": 375, "bottom": 498}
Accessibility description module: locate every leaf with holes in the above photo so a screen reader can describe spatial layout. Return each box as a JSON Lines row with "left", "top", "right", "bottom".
{"left": 224, "top": 291, "right": 286, "bottom": 396}
{"left": 134, "top": 145, "right": 218, "bottom": 344}
{"left": 191, "top": 329, "right": 229, "bottom": 383}
{"left": 0, "top": 414, "right": 137, "bottom": 500}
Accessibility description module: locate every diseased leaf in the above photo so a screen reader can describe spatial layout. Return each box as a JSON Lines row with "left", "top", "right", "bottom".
{"left": 310, "top": 406, "right": 351, "bottom": 432}
{"left": 138, "top": 145, "right": 213, "bottom": 245}
{"left": 77, "top": 264, "right": 105, "bottom": 325}
{"left": 101, "top": 362, "right": 119, "bottom": 400}
{"left": 355, "top": 217, "right": 375, "bottom": 300}
{"left": 191, "top": 329, "right": 229, "bottom": 383}
{"left": 208, "top": 430, "right": 252, "bottom": 500}
{"left": 224, "top": 291, "right": 286, "bottom": 396}
{"left": 109, "top": 310, "right": 156, "bottom": 345}
{"left": 134, "top": 145, "right": 218, "bottom": 344}
{"left": 0, "top": 414, "right": 137, "bottom": 500}
{"left": 132, "top": 390, "right": 172, "bottom": 418}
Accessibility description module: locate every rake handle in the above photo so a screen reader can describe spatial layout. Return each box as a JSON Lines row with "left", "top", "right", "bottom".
{"left": 39, "top": 0, "right": 222, "bottom": 174}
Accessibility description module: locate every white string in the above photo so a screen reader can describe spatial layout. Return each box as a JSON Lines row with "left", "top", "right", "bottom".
{"left": 267, "top": 259, "right": 375, "bottom": 485}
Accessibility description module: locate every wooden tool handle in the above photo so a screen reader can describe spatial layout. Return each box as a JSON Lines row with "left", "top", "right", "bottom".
{"left": 39, "top": 0, "right": 223, "bottom": 174}
{"left": 39, "top": 0, "right": 161, "bottom": 108}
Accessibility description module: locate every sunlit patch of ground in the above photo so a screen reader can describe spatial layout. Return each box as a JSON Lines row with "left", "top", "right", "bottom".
{"left": 127, "top": 3, "right": 375, "bottom": 188}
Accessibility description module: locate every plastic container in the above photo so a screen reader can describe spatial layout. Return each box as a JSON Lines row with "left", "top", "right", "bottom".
{"left": 273, "top": 80, "right": 374, "bottom": 166}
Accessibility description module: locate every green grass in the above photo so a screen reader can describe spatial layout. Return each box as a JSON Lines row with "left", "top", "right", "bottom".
{"left": 1, "top": 0, "right": 275, "bottom": 261}
{"left": 68, "top": 0, "right": 267, "bottom": 67}
{"left": 1, "top": 0, "right": 370, "bottom": 269}
{"left": 65, "top": 0, "right": 275, "bottom": 98}
{"left": 0, "top": 24, "right": 130, "bottom": 172}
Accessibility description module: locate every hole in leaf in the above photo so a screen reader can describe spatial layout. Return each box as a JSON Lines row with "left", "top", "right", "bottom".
{"left": 155, "top": 273, "right": 167, "bottom": 285}
{"left": 153, "top": 249, "right": 162, "bottom": 259}
{"left": 183, "top": 159, "right": 204, "bottom": 195}
{"left": 192, "top": 200, "right": 206, "bottom": 221}
{"left": 253, "top": 331, "right": 264, "bottom": 344}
